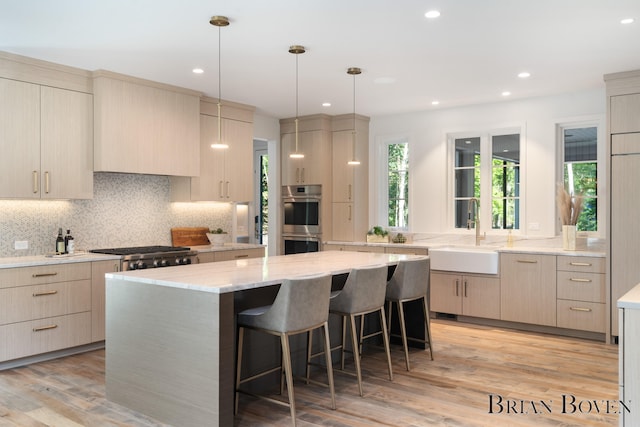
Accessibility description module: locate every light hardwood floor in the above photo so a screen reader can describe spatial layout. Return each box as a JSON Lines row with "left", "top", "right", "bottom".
{"left": 0, "top": 320, "right": 618, "bottom": 426}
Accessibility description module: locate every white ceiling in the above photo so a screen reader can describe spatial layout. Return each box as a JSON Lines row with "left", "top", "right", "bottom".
{"left": 2, "top": 0, "right": 640, "bottom": 119}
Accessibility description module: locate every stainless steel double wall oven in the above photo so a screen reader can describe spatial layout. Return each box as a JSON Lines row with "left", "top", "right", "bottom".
{"left": 282, "top": 184, "right": 322, "bottom": 254}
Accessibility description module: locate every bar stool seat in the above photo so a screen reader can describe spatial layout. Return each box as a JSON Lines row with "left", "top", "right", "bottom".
{"left": 386, "top": 257, "right": 434, "bottom": 371}
{"left": 235, "top": 273, "right": 336, "bottom": 426}
{"left": 307, "top": 264, "right": 393, "bottom": 397}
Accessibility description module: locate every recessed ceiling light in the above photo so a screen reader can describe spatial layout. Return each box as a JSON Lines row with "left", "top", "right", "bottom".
{"left": 322, "top": 102, "right": 331, "bottom": 107}
{"left": 518, "top": 72, "right": 531, "bottom": 78}
{"left": 502, "top": 91, "right": 511, "bottom": 97}
{"left": 431, "top": 100, "right": 440, "bottom": 106}
{"left": 425, "top": 10, "right": 441, "bottom": 18}
{"left": 621, "top": 18, "right": 635, "bottom": 24}
{"left": 192, "top": 68, "right": 204, "bottom": 74}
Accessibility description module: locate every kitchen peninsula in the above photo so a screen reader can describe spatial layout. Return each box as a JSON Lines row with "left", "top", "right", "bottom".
{"left": 105, "top": 250, "right": 421, "bottom": 427}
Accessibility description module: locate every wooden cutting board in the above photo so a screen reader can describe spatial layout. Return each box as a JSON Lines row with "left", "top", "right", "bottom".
{"left": 171, "top": 227, "right": 210, "bottom": 246}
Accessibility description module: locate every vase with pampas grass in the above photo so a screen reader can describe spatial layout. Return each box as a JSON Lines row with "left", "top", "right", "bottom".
{"left": 556, "top": 184, "right": 583, "bottom": 250}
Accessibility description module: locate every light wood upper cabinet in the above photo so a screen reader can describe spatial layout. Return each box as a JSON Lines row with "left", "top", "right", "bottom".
{"left": 170, "top": 98, "right": 255, "bottom": 202}
{"left": 610, "top": 93, "right": 640, "bottom": 134}
{"left": 0, "top": 78, "right": 93, "bottom": 199}
{"left": 281, "top": 130, "right": 331, "bottom": 185}
{"left": 500, "top": 253, "right": 557, "bottom": 327}
{"left": 93, "top": 71, "right": 200, "bottom": 176}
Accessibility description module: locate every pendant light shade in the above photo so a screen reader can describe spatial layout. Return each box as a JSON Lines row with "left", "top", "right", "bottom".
{"left": 210, "top": 15, "right": 229, "bottom": 149}
{"left": 347, "top": 67, "right": 361, "bottom": 165}
{"left": 289, "top": 45, "right": 306, "bottom": 159}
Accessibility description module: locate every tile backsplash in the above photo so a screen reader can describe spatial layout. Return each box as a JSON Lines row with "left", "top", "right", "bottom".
{"left": 0, "top": 173, "right": 233, "bottom": 257}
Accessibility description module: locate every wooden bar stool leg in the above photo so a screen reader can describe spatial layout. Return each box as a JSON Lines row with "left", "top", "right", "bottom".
{"left": 397, "top": 301, "right": 411, "bottom": 371}
{"left": 280, "top": 333, "right": 297, "bottom": 426}
{"left": 322, "top": 322, "right": 337, "bottom": 410}
{"left": 349, "top": 314, "right": 363, "bottom": 396}
{"left": 422, "top": 295, "right": 434, "bottom": 360}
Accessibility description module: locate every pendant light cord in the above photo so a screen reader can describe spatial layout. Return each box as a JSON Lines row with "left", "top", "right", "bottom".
{"left": 217, "top": 24, "right": 222, "bottom": 144}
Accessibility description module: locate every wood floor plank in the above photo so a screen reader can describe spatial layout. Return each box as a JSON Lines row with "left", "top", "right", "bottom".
{"left": 0, "top": 319, "right": 618, "bottom": 426}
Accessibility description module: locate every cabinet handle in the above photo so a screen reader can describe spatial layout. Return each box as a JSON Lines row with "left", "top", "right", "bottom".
{"left": 219, "top": 180, "right": 224, "bottom": 198}
{"left": 33, "top": 324, "right": 58, "bottom": 332}
{"left": 33, "top": 170, "right": 39, "bottom": 193}
{"left": 455, "top": 279, "right": 460, "bottom": 296}
{"left": 464, "top": 280, "right": 468, "bottom": 297}
{"left": 517, "top": 259, "right": 538, "bottom": 264}
{"left": 295, "top": 167, "right": 300, "bottom": 183}
{"left": 569, "top": 307, "right": 592, "bottom": 312}
{"left": 115, "top": 263, "right": 120, "bottom": 272}
{"left": 348, "top": 184, "right": 352, "bottom": 201}
{"left": 348, "top": 205, "right": 352, "bottom": 221}
{"left": 569, "top": 278, "right": 592, "bottom": 283}
{"left": 33, "top": 290, "right": 58, "bottom": 297}
{"left": 234, "top": 254, "right": 249, "bottom": 259}
{"left": 569, "top": 262, "right": 592, "bottom": 267}
{"left": 225, "top": 181, "right": 230, "bottom": 198}
{"left": 45, "top": 171, "right": 50, "bottom": 194}
{"left": 32, "top": 272, "right": 58, "bottom": 278}
{"left": 301, "top": 167, "right": 305, "bottom": 183}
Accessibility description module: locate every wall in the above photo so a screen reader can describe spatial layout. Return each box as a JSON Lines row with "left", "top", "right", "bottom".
{"left": 369, "top": 88, "right": 606, "bottom": 238}
{"left": 0, "top": 173, "right": 232, "bottom": 257}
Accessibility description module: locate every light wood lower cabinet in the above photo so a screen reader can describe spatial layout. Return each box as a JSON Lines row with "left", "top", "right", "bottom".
{"left": 197, "top": 248, "right": 265, "bottom": 264}
{"left": 0, "top": 262, "right": 93, "bottom": 363}
{"left": 91, "top": 260, "right": 121, "bottom": 342}
{"left": 619, "top": 302, "right": 640, "bottom": 426}
{"left": 500, "top": 253, "right": 557, "bottom": 327}
{"left": 431, "top": 272, "right": 500, "bottom": 319}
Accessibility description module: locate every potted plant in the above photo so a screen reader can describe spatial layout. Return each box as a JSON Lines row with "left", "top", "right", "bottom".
{"left": 366, "top": 226, "right": 389, "bottom": 243}
{"left": 207, "top": 228, "right": 228, "bottom": 246}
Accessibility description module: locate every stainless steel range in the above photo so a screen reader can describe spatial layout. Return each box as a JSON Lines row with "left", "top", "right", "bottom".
{"left": 90, "top": 246, "right": 198, "bottom": 271}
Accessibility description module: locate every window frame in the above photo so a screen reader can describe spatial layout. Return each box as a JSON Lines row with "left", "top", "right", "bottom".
{"left": 447, "top": 126, "right": 523, "bottom": 234}
{"left": 378, "top": 137, "right": 410, "bottom": 231}
{"left": 555, "top": 117, "right": 605, "bottom": 237}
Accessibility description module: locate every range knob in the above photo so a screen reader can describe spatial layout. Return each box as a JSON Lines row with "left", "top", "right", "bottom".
{"left": 183, "top": 257, "right": 192, "bottom": 265}
{"left": 137, "top": 261, "right": 147, "bottom": 269}
{"left": 128, "top": 262, "right": 137, "bottom": 270}
{"left": 176, "top": 257, "right": 183, "bottom": 265}
{"left": 160, "top": 259, "right": 168, "bottom": 267}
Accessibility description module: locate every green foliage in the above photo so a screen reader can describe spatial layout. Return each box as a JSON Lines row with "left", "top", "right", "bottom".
{"left": 388, "top": 143, "right": 409, "bottom": 227}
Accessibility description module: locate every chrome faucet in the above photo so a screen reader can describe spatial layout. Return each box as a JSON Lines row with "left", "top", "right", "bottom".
{"left": 467, "top": 197, "right": 486, "bottom": 246}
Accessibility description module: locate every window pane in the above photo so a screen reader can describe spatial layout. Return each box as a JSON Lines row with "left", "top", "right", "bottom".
{"left": 564, "top": 127, "right": 596, "bottom": 162}
{"left": 454, "top": 199, "right": 471, "bottom": 229}
{"left": 491, "top": 133, "right": 520, "bottom": 230}
{"left": 563, "top": 126, "right": 598, "bottom": 232}
{"left": 387, "top": 143, "right": 408, "bottom": 228}
{"left": 455, "top": 137, "right": 480, "bottom": 167}
{"left": 491, "top": 198, "right": 519, "bottom": 229}
{"left": 455, "top": 169, "right": 479, "bottom": 198}
{"left": 492, "top": 134, "right": 520, "bottom": 163}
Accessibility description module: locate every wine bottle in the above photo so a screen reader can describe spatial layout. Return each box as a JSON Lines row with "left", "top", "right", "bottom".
{"left": 65, "top": 229, "right": 75, "bottom": 254}
{"left": 56, "top": 228, "right": 65, "bottom": 254}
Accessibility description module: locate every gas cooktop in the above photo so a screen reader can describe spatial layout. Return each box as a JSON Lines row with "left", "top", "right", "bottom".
{"left": 89, "top": 246, "right": 191, "bottom": 256}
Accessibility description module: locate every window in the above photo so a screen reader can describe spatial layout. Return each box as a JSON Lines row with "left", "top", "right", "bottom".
{"left": 385, "top": 141, "right": 409, "bottom": 229}
{"left": 560, "top": 125, "right": 598, "bottom": 232}
{"left": 451, "top": 129, "right": 521, "bottom": 231}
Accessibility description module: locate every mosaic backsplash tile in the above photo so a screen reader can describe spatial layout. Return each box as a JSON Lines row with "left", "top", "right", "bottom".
{"left": 0, "top": 173, "right": 233, "bottom": 257}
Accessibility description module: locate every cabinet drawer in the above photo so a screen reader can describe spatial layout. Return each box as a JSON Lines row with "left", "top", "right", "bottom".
{"left": 556, "top": 300, "right": 605, "bottom": 333}
{"left": 556, "top": 256, "right": 604, "bottom": 274}
{"left": 214, "top": 248, "right": 264, "bottom": 262}
{"left": 0, "top": 262, "right": 91, "bottom": 289}
{"left": 557, "top": 271, "right": 605, "bottom": 303}
{"left": 0, "top": 280, "right": 91, "bottom": 325}
{"left": 0, "top": 312, "right": 92, "bottom": 362}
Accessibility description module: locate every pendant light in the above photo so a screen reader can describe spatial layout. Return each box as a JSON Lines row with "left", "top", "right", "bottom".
{"left": 289, "top": 45, "right": 306, "bottom": 159}
{"left": 347, "top": 67, "right": 361, "bottom": 165}
{"left": 210, "top": 15, "right": 229, "bottom": 149}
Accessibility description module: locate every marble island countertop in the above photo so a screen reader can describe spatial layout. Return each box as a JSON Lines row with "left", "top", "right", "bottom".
{"left": 618, "top": 283, "right": 640, "bottom": 310}
{"left": 106, "top": 250, "right": 418, "bottom": 294}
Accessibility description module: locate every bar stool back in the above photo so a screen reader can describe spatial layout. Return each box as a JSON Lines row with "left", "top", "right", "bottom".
{"left": 235, "top": 273, "right": 335, "bottom": 426}
{"left": 386, "top": 256, "right": 434, "bottom": 370}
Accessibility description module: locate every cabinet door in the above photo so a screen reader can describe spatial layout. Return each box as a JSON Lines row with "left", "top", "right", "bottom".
{"left": 41, "top": 86, "right": 94, "bottom": 199}
{"left": 91, "top": 260, "right": 120, "bottom": 342}
{"left": 0, "top": 78, "right": 40, "bottom": 198}
{"left": 223, "top": 118, "right": 253, "bottom": 202}
{"left": 500, "top": 253, "right": 556, "bottom": 326}
{"left": 611, "top": 136, "right": 640, "bottom": 334}
{"left": 190, "top": 114, "right": 226, "bottom": 201}
{"left": 611, "top": 93, "right": 640, "bottom": 134}
{"left": 332, "top": 203, "right": 354, "bottom": 241}
{"left": 281, "top": 130, "right": 330, "bottom": 185}
{"left": 332, "top": 130, "right": 355, "bottom": 202}
{"left": 462, "top": 276, "right": 500, "bottom": 319}
{"left": 430, "top": 272, "right": 462, "bottom": 315}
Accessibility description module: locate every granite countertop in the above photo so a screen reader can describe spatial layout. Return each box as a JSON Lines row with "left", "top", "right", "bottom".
{"left": 618, "top": 283, "right": 640, "bottom": 310}
{"left": 0, "top": 252, "right": 122, "bottom": 269}
{"left": 106, "top": 251, "right": 420, "bottom": 294}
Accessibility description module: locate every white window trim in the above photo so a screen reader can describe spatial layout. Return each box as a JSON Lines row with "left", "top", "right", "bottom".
{"left": 447, "top": 125, "right": 524, "bottom": 234}
{"left": 377, "top": 136, "right": 410, "bottom": 231}
{"left": 555, "top": 115, "right": 605, "bottom": 238}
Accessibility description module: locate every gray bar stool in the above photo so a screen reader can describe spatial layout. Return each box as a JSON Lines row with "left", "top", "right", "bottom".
{"left": 307, "top": 264, "right": 393, "bottom": 397}
{"left": 235, "top": 273, "right": 336, "bottom": 426}
{"left": 386, "top": 256, "right": 434, "bottom": 371}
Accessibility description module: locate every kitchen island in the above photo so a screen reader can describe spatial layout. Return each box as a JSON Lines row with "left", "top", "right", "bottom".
{"left": 105, "top": 250, "right": 421, "bottom": 427}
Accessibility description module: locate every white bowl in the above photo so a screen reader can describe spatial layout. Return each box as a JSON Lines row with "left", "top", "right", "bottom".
{"left": 206, "top": 233, "right": 227, "bottom": 246}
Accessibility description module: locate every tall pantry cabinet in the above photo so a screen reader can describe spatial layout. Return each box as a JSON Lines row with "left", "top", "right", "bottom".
{"left": 605, "top": 70, "right": 640, "bottom": 339}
